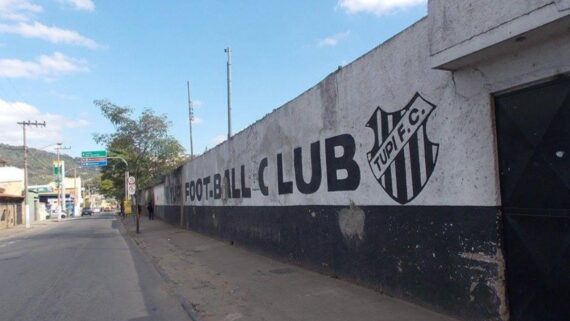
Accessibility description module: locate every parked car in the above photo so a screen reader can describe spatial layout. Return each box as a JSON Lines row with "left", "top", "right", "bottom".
{"left": 81, "top": 208, "right": 93, "bottom": 216}
{"left": 92, "top": 208, "right": 101, "bottom": 214}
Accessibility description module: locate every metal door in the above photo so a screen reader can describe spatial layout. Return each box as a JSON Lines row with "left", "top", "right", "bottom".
{"left": 495, "top": 78, "right": 570, "bottom": 321}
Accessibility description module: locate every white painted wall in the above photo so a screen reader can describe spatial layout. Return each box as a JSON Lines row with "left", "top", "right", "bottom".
{"left": 0, "top": 167, "right": 24, "bottom": 182}
{"left": 157, "top": 1, "right": 570, "bottom": 209}
{"left": 178, "top": 19, "right": 486, "bottom": 207}
{"left": 429, "top": 0, "right": 564, "bottom": 54}
{"left": 428, "top": 0, "right": 570, "bottom": 69}
{"left": 0, "top": 167, "right": 24, "bottom": 196}
{"left": 153, "top": 183, "right": 165, "bottom": 206}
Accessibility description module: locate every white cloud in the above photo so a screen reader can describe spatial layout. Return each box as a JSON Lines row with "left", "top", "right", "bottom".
{"left": 58, "top": 0, "right": 94, "bottom": 12}
{"left": 0, "top": 52, "right": 88, "bottom": 79}
{"left": 0, "top": 98, "right": 89, "bottom": 144}
{"left": 317, "top": 31, "right": 350, "bottom": 48}
{"left": 49, "top": 89, "right": 76, "bottom": 101}
{"left": 211, "top": 134, "right": 226, "bottom": 145}
{"left": 193, "top": 99, "right": 203, "bottom": 108}
{"left": 0, "top": 21, "right": 99, "bottom": 48}
{"left": 338, "top": 0, "right": 426, "bottom": 15}
{"left": 0, "top": 0, "right": 42, "bottom": 22}
{"left": 191, "top": 117, "right": 203, "bottom": 125}
{"left": 64, "top": 118, "right": 88, "bottom": 128}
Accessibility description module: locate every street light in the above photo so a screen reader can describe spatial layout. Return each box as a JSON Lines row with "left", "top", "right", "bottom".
{"left": 54, "top": 143, "right": 70, "bottom": 221}
{"left": 225, "top": 47, "right": 232, "bottom": 140}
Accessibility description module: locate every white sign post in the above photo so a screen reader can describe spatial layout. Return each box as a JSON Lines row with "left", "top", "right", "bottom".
{"left": 128, "top": 176, "right": 136, "bottom": 196}
{"left": 128, "top": 184, "right": 136, "bottom": 195}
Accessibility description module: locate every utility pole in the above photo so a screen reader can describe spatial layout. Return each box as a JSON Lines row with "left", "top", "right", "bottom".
{"left": 56, "top": 144, "right": 62, "bottom": 221}
{"left": 55, "top": 143, "right": 71, "bottom": 222}
{"left": 187, "top": 81, "right": 194, "bottom": 158}
{"left": 107, "top": 156, "right": 129, "bottom": 225}
{"left": 74, "top": 167, "right": 76, "bottom": 216}
{"left": 17, "top": 121, "right": 46, "bottom": 228}
{"left": 72, "top": 167, "right": 81, "bottom": 217}
{"left": 224, "top": 47, "right": 232, "bottom": 140}
{"left": 63, "top": 165, "right": 82, "bottom": 217}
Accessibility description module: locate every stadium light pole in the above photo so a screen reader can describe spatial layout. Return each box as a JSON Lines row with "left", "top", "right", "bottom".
{"left": 225, "top": 47, "right": 232, "bottom": 140}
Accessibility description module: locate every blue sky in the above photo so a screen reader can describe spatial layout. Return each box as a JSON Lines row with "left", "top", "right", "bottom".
{"left": 0, "top": 0, "right": 426, "bottom": 157}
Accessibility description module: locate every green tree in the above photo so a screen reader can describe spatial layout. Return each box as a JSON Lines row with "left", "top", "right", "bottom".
{"left": 99, "top": 179, "right": 115, "bottom": 198}
{"left": 93, "top": 100, "right": 186, "bottom": 200}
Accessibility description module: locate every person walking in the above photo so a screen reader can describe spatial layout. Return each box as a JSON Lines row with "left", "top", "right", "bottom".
{"left": 147, "top": 201, "right": 154, "bottom": 220}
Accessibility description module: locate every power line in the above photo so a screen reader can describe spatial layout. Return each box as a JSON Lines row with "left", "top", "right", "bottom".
{"left": 28, "top": 153, "right": 54, "bottom": 170}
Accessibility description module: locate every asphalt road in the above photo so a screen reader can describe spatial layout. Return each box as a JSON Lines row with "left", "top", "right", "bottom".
{"left": 0, "top": 214, "right": 191, "bottom": 321}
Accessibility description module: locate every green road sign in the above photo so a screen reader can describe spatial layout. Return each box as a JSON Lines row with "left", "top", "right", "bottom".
{"left": 82, "top": 150, "right": 107, "bottom": 158}
{"left": 53, "top": 160, "right": 63, "bottom": 176}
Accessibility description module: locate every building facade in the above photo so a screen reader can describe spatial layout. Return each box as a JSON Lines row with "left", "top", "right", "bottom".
{"left": 0, "top": 167, "right": 24, "bottom": 197}
{"left": 0, "top": 166, "right": 24, "bottom": 228}
{"left": 48, "top": 176, "right": 82, "bottom": 215}
{"left": 142, "top": 2, "right": 570, "bottom": 320}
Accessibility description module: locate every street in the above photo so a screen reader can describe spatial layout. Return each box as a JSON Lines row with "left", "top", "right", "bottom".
{"left": 0, "top": 214, "right": 191, "bottom": 321}
{"left": 0, "top": 1, "right": 568, "bottom": 320}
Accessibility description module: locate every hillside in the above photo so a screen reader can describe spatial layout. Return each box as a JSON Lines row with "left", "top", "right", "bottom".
{"left": 0, "top": 144, "right": 100, "bottom": 185}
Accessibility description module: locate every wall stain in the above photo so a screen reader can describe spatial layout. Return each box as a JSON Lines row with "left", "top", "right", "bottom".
{"left": 337, "top": 202, "right": 365, "bottom": 242}
{"left": 320, "top": 74, "right": 339, "bottom": 131}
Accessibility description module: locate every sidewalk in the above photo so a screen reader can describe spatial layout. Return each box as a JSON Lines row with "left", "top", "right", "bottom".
{"left": 122, "top": 216, "right": 459, "bottom": 321}
{"left": 0, "top": 215, "right": 99, "bottom": 242}
{"left": 0, "top": 219, "right": 58, "bottom": 241}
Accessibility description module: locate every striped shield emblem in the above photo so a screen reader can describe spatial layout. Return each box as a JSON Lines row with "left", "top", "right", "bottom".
{"left": 366, "top": 93, "right": 439, "bottom": 204}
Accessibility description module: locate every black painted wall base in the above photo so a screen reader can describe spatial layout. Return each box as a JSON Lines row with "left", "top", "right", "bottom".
{"left": 155, "top": 205, "right": 181, "bottom": 226}
{"left": 156, "top": 204, "right": 503, "bottom": 321}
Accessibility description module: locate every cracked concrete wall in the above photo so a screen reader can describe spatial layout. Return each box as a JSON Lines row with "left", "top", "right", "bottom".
{"left": 429, "top": 0, "right": 557, "bottom": 55}
{"left": 149, "top": 4, "right": 570, "bottom": 321}
{"left": 153, "top": 183, "right": 165, "bottom": 206}
{"left": 179, "top": 18, "right": 500, "bottom": 208}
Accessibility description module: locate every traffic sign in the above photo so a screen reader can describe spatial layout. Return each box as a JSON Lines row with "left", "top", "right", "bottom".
{"left": 82, "top": 150, "right": 107, "bottom": 158}
{"left": 128, "top": 184, "right": 136, "bottom": 195}
{"left": 81, "top": 161, "right": 107, "bottom": 167}
{"left": 128, "top": 176, "right": 136, "bottom": 184}
{"left": 81, "top": 150, "right": 108, "bottom": 167}
{"left": 82, "top": 157, "right": 106, "bottom": 162}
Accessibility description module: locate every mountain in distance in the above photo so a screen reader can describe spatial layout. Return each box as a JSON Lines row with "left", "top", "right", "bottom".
{"left": 0, "top": 143, "right": 100, "bottom": 185}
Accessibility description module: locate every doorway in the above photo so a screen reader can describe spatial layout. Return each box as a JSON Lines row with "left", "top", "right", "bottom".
{"left": 495, "top": 78, "right": 570, "bottom": 321}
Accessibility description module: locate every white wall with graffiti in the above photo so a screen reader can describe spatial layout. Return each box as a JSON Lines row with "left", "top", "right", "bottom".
{"left": 145, "top": 3, "right": 570, "bottom": 320}
{"left": 149, "top": 3, "right": 570, "bottom": 209}
{"left": 153, "top": 183, "right": 165, "bottom": 206}
{"left": 178, "top": 21, "right": 486, "bottom": 207}
{"left": 178, "top": 20, "right": 493, "bottom": 207}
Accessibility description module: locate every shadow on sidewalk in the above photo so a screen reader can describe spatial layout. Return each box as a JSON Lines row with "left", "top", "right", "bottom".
{"left": 120, "top": 217, "right": 458, "bottom": 321}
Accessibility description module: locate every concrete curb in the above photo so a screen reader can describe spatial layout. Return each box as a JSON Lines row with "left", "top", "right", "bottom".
{"left": 117, "top": 216, "right": 202, "bottom": 321}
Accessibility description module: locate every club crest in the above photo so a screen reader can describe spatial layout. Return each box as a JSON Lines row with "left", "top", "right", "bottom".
{"left": 366, "top": 93, "right": 439, "bottom": 204}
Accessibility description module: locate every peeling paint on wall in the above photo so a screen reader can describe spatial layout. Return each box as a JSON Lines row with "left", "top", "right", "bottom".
{"left": 338, "top": 202, "right": 365, "bottom": 242}
{"left": 143, "top": 2, "right": 570, "bottom": 320}
{"left": 459, "top": 252, "right": 497, "bottom": 264}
